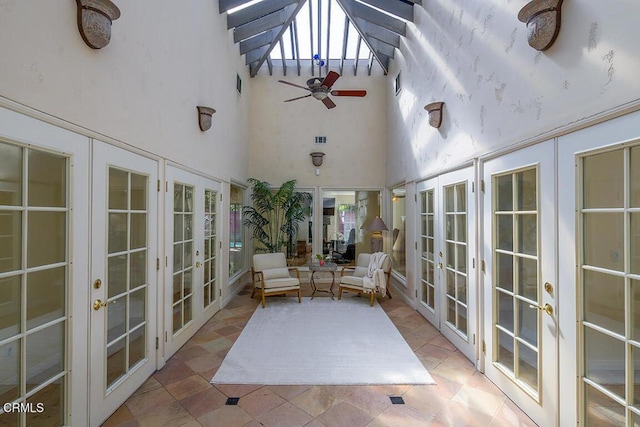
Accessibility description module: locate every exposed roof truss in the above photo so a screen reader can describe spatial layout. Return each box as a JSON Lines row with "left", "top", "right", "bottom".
{"left": 219, "top": 0, "right": 421, "bottom": 77}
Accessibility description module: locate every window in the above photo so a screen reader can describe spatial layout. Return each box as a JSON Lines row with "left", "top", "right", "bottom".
{"left": 390, "top": 186, "right": 406, "bottom": 278}
{"left": 229, "top": 184, "right": 245, "bottom": 278}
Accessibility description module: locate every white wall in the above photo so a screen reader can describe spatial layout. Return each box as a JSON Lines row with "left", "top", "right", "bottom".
{"left": 386, "top": 0, "right": 640, "bottom": 184}
{"left": 248, "top": 69, "right": 387, "bottom": 188}
{"left": 0, "top": 0, "right": 249, "bottom": 182}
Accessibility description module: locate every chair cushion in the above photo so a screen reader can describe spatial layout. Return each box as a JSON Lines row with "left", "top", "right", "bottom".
{"left": 261, "top": 267, "right": 291, "bottom": 280}
{"left": 353, "top": 266, "right": 368, "bottom": 278}
{"left": 253, "top": 253, "right": 287, "bottom": 271}
{"left": 263, "top": 277, "right": 300, "bottom": 290}
{"left": 340, "top": 275, "right": 364, "bottom": 288}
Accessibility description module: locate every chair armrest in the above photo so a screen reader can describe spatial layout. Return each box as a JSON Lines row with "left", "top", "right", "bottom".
{"left": 340, "top": 266, "right": 356, "bottom": 277}
{"left": 287, "top": 267, "right": 301, "bottom": 280}
{"left": 252, "top": 269, "right": 266, "bottom": 289}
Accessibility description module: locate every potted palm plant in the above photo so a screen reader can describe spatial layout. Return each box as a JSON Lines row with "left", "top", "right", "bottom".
{"left": 243, "top": 178, "right": 312, "bottom": 255}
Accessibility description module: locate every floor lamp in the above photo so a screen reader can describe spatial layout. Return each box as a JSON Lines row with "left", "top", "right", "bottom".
{"left": 364, "top": 217, "right": 388, "bottom": 253}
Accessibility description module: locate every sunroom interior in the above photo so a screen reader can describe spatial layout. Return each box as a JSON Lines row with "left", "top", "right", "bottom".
{"left": 1, "top": 0, "right": 640, "bottom": 426}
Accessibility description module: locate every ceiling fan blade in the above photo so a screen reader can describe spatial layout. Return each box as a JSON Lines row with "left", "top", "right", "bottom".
{"left": 321, "top": 71, "right": 340, "bottom": 89}
{"left": 278, "top": 80, "right": 311, "bottom": 91}
{"left": 284, "top": 94, "right": 313, "bottom": 102}
{"left": 330, "top": 90, "right": 367, "bottom": 97}
{"left": 322, "top": 97, "right": 337, "bottom": 109}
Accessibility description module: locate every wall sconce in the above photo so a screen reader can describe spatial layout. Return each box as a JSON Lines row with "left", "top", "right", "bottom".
{"left": 518, "top": 0, "right": 564, "bottom": 51}
{"left": 310, "top": 152, "right": 324, "bottom": 175}
{"left": 197, "top": 106, "right": 216, "bottom": 131}
{"left": 424, "top": 102, "right": 444, "bottom": 129}
{"left": 75, "top": 0, "right": 121, "bottom": 49}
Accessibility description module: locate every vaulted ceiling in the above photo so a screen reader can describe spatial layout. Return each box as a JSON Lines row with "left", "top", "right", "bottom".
{"left": 218, "top": 0, "right": 421, "bottom": 77}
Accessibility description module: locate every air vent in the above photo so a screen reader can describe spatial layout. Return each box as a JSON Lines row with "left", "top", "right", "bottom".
{"left": 315, "top": 136, "right": 327, "bottom": 144}
{"left": 395, "top": 72, "right": 401, "bottom": 95}
{"left": 236, "top": 74, "right": 242, "bottom": 94}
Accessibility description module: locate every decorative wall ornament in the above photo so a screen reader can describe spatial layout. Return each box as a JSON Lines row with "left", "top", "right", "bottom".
{"left": 424, "top": 102, "right": 445, "bottom": 129}
{"left": 310, "top": 152, "right": 325, "bottom": 167}
{"left": 518, "top": 0, "right": 564, "bottom": 51}
{"left": 75, "top": 0, "right": 121, "bottom": 49}
{"left": 197, "top": 106, "right": 216, "bottom": 131}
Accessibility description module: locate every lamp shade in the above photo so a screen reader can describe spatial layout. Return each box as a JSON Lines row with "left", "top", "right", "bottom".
{"left": 365, "top": 217, "right": 388, "bottom": 232}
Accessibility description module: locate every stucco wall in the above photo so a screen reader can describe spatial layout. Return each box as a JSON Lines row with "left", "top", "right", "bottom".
{"left": 386, "top": 0, "right": 640, "bottom": 184}
{"left": 0, "top": 0, "right": 249, "bottom": 182}
{"left": 247, "top": 70, "right": 387, "bottom": 188}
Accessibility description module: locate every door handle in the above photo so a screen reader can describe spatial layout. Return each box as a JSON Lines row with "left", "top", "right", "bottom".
{"left": 529, "top": 303, "right": 553, "bottom": 316}
{"left": 437, "top": 263, "right": 443, "bottom": 269}
{"left": 93, "top": 299, "right": 116, "bottom": 311}
{"left": 195, "top": 262, "right": 202, "bottom": 268}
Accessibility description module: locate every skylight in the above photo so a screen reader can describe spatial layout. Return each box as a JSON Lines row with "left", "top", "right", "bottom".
{"left": 221, "top": 0, "right": 417, "bottom": 77}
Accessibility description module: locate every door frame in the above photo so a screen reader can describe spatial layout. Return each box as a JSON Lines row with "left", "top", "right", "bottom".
{"left": 0, "top": 106, "right": 90, "bottom": 426}
{"left": 164, "top": 165, "right": 222, "bottom": 358}
{"left": 89, "top": 140, "right": 160, "bottom": 426}
{"left": 557, "top": 109, "right": 640, "bottom": 426}
{"left": 480, "top": 139, "right": 558, "bottom": 427}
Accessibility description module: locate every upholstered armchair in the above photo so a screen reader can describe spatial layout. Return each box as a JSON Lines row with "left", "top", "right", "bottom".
{"left": 251, "top": 253, "right": 302, "bottom": 308}
{"left": 338, "top": 253, "right": 392, "bottom": 306}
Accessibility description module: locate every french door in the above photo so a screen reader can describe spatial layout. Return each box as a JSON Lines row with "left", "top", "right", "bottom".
{"left": 482, "top": 140, "right": 557, "bottom": 426}
{"left": 90, "top": 142, "right": 158, "bottom": 426}
{"left": 0, "top": 107, "right": 89, "bottom": 426}
{"left": 416, "top": 167, "right": 477, "bottom": 362}
{"left": 165, "top": 166, "right": 221, "bottom": 358}
{"left": 558, "top": 110, "right": 640, "bottom": 426}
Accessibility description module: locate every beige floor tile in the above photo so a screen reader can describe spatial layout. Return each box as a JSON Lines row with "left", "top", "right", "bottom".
{"left": 179, "top": 387, "right": 228, "bottom": 418}
{"left": 315, "top": 401, "right": 373, "bottom": 427}
{"left": 343, "top": 387, "right": 392, "bottom": 417}
{"left": 165, "top": 374, "right": 212, "bottom": 400}
{"left": 369, "top": 403, "right": 434, "bottom": 427}
{"left": 238, "top": 387, "right": 287, "bottom": 417}
{"left": 290, "top": 386, "right": 338, "bottom": 417}
{"left": 254, "top": 402, "right": 314, "bottom": 427}
{"left": 197, "top": 405, "right": 253, "bottom": 427}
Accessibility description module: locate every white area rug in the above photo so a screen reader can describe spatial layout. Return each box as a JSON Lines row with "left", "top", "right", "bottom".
{"left": 211, "top": 297, "right": 435, "bottom": 385}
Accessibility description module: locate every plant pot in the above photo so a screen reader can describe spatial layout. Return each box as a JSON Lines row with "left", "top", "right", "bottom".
{"left": 319, "top": 260, "right": 325, "bottom": 266}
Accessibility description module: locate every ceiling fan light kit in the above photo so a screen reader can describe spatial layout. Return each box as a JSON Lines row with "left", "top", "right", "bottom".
{"left": 279, "top": 71, "right": 366, "bottom": 110}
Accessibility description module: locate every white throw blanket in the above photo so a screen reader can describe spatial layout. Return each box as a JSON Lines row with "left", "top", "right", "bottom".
{"left": 362, "top": 252, "right": 389, "bottom": 295}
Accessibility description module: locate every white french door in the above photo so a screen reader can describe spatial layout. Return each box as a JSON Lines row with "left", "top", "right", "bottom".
{"left": 558, "top": 110, "right": 640, "bottom": 426}
{"left": 165, "top": 166, "right": 221, "bottom": 358}
{"left": 89, "top": 142, "right": 158, "bottom": 426}
{"left": 417, "top": 177, "right": 439, "bottom": 326}
{"left": 482, "top": 140, "right": 557, "bottom": 426}
{"left": 0, "top": 107, "right": 89, "bottom": 426}
{"left": 417, "top": 167, "right": 477, "bottom": 362}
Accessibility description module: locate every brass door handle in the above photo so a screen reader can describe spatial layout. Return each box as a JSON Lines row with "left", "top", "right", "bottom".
{"left": 195, "top": 262, "right": 202, "bottom": 268}
{"left": 93, "top": 299, "right": 116, "bottom": 311}
{"left": 529, "top": 303, "right": 553, "bottom": 316}
{"left": 437, "top": 263, "right": 443, "bottom": 269}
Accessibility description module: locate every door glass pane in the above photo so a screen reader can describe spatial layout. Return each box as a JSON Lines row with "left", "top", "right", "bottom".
{"left": 26, "top": 322, "right": 64, "bottom": 392}
{"left": 493, "top": 168, "right": 539, "bottom": 396}
{"left": 420, "top": 189, "right": 435, "bottom": 310}
{"left": 204, "top": 189, "right": 217, "bottom": 308}
{"left": 632, "top": 147, "right": 640, "bottom": 208}
{"left": 0, "top": 340, "right": 20, "bottom": 402}
{"left": 585, "top": 270, "right": 624, "bottom": 335}
{"left": 26, "top": 379, "right": 64, "bottom": 426}
{"left": 172, "top": 183, "right": 194, "bottom": 334}
{"left": 585, "top": 326, "right": 625, "bottom": 400}
{"left": 0, "top": 276, "right": 20, "bottom": 340}
{"left": 0, "top": 211, "right": 21, "bottom": 273}
{"left": 583, "top": 150, "right": 624, "bottom": 209}
{"left": 584, "top": 212, "right": 624, "bottom": 272}
{"left": 581, "top": 146, "right": 640, "bottom": 424}
{"left": 229, "top": 184, "right": 245, "bottom": 277}
{"left": 0, "top": 142, "right": 22, "bottom": 205}
{"left": 106, "top": 169, "right": 149, "bottom": 389}
{"left": 28, "top": 150, "right": 66, "bottom": 208}
{"left": 444, "top": 183, "right": 468, "bottom": 336}
{"left": 390, "top": 186, "right": 406, "bottom": 278}
{"left": 26, "top": 266, "right": 65, "bottom": 330}
{"left": 585, "top": 383, "right": 624, "bottom": 426}
{"left": 27, "top": 211, "right": 66, "bottom": 267}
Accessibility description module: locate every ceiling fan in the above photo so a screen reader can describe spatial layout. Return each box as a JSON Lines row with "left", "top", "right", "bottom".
{"left": 278, "top": 71, "right": 366, "bottom": 109}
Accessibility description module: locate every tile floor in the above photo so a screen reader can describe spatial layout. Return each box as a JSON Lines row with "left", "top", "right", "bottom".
{"left": 102, "top": 285, "right": 538, "bottom": 426}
